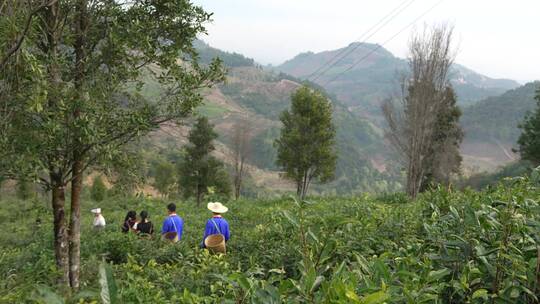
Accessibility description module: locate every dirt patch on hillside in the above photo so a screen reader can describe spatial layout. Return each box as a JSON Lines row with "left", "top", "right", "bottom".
{"left": 461, "top": 140, "right": 517, "bottom": 173}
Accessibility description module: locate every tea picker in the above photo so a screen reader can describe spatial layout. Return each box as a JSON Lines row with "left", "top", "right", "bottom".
{"left": 202, "top": 202, "right": 230, "bottom": 254}
{"left": 161, "top": 203, "right": 184, "bottom": 243}
{"left": 91, "top": 208, "right": 106, "bottom": 229}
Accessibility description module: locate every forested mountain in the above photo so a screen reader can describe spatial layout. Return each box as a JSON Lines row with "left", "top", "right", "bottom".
{"left": 140, "top": 41, "right": 532, "bottom": 195}
{"left": 462, "top": 81, "right": 540, "bottom": 143}
{"left": 139, "top": 41, "right": 400, "bottom": 196}
{"left": 277, "top": 42, "right": 520, "bottom": 117}
{"left": 194, "top": 40, "right": 255, "bottom": 68}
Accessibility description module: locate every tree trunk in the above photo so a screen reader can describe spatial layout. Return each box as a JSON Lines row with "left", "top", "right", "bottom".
{"left": 234, "top": 172, "right": 241, "bottom": 200}
{"left": 69, "top": 161, "right": 83, "bottom": 289}
{"left": 234, "top": 182, "right": 240, "bottom": 200}
{"left": 69, "top": 0, "right": 88, "bottom": 289}
{"left": 406, "top": 156, "right": 422, "bottom": 199}
{"left": 52, "top": 181, "right": 69, "bottom": 286}
{"left": 69, "top": 0, "right": 87, "bottom": 289}
{"left": 300, "top": 172, "right": 309, "bottom": 200}
{"left": 196, "top": 184, "right": 202, "bottom": 207}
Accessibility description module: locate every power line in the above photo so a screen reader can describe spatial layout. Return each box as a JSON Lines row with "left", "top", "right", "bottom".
{"left": 322, "top": 0, "right": 445, "bottom": 87}
{"left": 309, "top": 0, "right": 417, "bottom": 82}
{"left": 306, "top": 0, "right": 415, "bottom": 81}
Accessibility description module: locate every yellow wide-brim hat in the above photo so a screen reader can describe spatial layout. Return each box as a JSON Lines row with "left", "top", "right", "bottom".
{"left": 207, "top": 202, "right": 228, "bottom": 214}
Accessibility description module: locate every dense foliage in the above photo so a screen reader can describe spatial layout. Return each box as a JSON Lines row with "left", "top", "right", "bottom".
{"left": 275, "top": 86, "right": 337, "bottom": 198}
{"left": 423, "top": 88, "right": 463, "bottom": 190}
{"left": 1, "top": 169, "right": 538, "bottom": 303}
{"left": 178, "top": 117, "right": 232, "bottom": 204}
{"left": 0, "top": 0, "right": 224, "bottom": 288}
{"left": 517, "top": 88, "right": 540, "bottom": 164}
{"left": 90, "top": 176, "right": 106, "bottom": 203}
{"left": 459, "top": 161, "right": 533, "bottom": 190}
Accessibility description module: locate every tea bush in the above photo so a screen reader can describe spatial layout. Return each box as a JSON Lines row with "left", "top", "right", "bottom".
{"left": 0, "top": 172, "right": 539, "bottom": 303}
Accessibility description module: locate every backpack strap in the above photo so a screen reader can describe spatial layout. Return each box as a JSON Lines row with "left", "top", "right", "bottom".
{"left": 210, "top": 219, "right": 222, "bottom": 235}
{"left": 171, "top": 216, "right": 178, "bottom": 234}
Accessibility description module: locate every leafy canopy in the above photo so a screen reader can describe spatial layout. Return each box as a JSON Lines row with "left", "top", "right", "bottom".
{"left": 0, "top": 0, "right": 225, "bottom": 187}
{"left": 275, "top": 86, "right": 337, "bottom": 197}
{"left": 517, "top": 88, "right": 540, "bottom": 165}
{"left": 178, "top": 117, "right": 231, "bottom": 203}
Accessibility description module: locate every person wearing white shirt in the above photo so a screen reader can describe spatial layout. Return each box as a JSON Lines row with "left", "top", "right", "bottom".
{"left": 91, "top": 208, "right": 106, "bottom": 229}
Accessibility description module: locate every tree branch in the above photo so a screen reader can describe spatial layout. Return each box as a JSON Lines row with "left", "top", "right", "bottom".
{"left": 0, "top": 0, "right": 59, "bottom": 69}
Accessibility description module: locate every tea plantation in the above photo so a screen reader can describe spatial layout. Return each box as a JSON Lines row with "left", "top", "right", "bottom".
{"left": 1, "top": 174, "right": 539, "bottom": 303}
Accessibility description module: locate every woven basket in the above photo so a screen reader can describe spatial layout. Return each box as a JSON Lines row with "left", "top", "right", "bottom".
{"left": 161, "top": 231, "right": 178, "bottom": 243}
{"left": 204, "top": 234, "right": 226, "bottom": 254}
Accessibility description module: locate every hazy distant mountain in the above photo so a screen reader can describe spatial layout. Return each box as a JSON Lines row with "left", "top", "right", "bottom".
{"left": 277, "top": 43, "right": 520, "bottom": 117}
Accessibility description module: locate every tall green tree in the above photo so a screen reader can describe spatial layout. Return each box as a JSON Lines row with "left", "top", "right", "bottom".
{"left": 0, "top": 1, "right": 224, "bottom": 288}
{"left": 178, "top": 117, "right": 231, "bottom": 205}
{"left": 275, "top": 86, "right": 337, "bottom": 199}
{"left": 517, "top": 89, "right": 540, "bottom": 164}
{"left": 422, "top": 87, "right": 463, "bottom": 190}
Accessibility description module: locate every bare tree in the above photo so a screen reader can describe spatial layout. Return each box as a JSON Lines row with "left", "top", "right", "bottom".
{"left": 382, "top": 24, "right": 457, "bottom": 198}
{"left": 231, "top": 118, "right": 251, "bottom": 199}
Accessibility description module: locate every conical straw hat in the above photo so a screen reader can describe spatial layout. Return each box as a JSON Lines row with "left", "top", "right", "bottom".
{"left": 207, "top": 202, "right": 228, "bottom": 213}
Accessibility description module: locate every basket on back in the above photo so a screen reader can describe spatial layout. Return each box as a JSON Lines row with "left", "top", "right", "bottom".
{"left": 204, "top": 234, "right": 226, "bottom": 254}
{"left": 161, "top": 231, "right": 178, "bottom": 243}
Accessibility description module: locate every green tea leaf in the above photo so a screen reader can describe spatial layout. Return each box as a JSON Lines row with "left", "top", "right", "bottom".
{"left": 99, "top": 262, "right": 118, "bottom": 304}
{"left": 427, "top": 268, "right": 451, "bottom": 282}
{"left": 361, "top": 290, "right": 390, "bottom": 304}
{"left": 472, "top": 289, "right": 488, "bottom": 299}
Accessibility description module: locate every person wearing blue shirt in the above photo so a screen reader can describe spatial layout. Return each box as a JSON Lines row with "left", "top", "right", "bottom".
{"left": 161, "top": 203, "right": 184, "bottom": 242}
{"left": 201, "top": 202, "right": 230, "bottom": 248}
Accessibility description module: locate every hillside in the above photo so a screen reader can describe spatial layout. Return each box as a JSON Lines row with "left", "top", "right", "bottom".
{"left": 460, "top": 82, "right": 539, "bottom": 171}
{"left": 462, "top": 81, "right": 540, "bottom": 143}
{"left": 277, "top": 42, "right": 520, "bottom": 118}
{"left": 139, "top": 41, "right": 533, "bottom": 194}
{"left": 139, "top": 42, "right": 399, "bottom": 196}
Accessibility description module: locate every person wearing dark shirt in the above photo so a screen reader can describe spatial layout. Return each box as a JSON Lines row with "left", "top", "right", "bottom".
{"left": 134, "top": 210, "right": 154, "bottom": 236}
{"left": 161, "top": 203, "right": 184, "bottom": 242}
{"left": 122, "top": 210, "right": 137, "bottom": 233}
{"left": 201, "top": 202, "right": 230, "bottom": 248}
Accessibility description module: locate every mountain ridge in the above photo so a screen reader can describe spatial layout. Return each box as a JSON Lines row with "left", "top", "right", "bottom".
{"left": 276, "top": 42, "right": 520, "bottom": 113}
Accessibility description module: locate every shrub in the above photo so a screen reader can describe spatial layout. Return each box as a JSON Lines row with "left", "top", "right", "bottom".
{"left": 16, "top": 181, "right": 34, "bottom": 200}
{"left": 91, "top": 175, "right": 107, "bottom": 202}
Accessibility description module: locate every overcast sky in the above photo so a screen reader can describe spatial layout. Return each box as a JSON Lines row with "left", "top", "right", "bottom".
{"left": 192, "top": 0, "right": 539, "bottom": 83}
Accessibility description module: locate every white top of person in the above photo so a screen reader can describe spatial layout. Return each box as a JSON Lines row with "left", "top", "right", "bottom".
{"left": 207, "top": 202, "right": 228, "bottom": 214}
{"left": 91, "top": 208, "right": 106, "bottom": 227}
